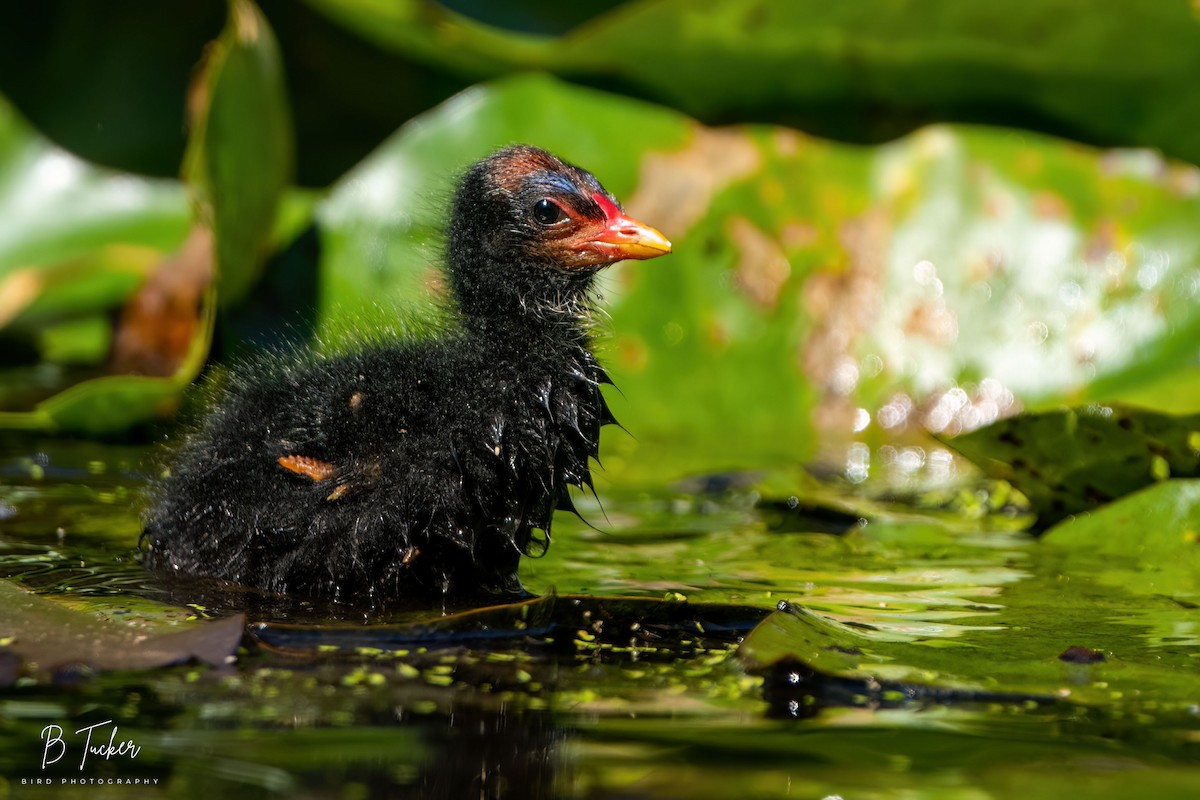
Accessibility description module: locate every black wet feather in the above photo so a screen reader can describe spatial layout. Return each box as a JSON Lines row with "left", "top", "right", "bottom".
{"left": 141, "top": 145, "right": 648, "bottom": 604}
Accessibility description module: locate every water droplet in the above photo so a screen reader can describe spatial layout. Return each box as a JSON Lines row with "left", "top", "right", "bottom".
{"left": 846, "top": 442, "right": 870, "bottom": 484}
{"left": 860, "top": 354, "right": 884, "bottom": 378}
{"left": 877, "top": 394, "right": 913, "bottom": 431}
{"left": 830, "top": 359, "right": 859, "bottom": 395}
{"left": 1136, "top": 264, "right": 1160, "bottom": 291}
{"left": 1028, "top": 320, "right": 1049, "bottom": 345}
{"left": 1058, "top": 281, "right": 1082, "bottom": 309}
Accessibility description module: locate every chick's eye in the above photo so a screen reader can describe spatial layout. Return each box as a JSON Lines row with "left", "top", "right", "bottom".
{"left": 532, "top": 198, "right": 567, "bottom": 226}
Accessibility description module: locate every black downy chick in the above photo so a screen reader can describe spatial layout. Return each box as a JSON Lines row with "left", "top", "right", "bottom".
{"left": 141, "top": 145, "right": 672, "bottom": 603}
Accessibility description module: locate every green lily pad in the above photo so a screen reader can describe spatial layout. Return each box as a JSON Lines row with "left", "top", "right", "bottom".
{"left": 737, "top": 589, "right": 1195, "bottom": 713}
{"left": 307, "top": 73, "right": 1200, "bottom": 480}
{"left": 303, "top": 0, "right": 1200, "bottom": 166}
{"left": 943, "top": 405, "right": 1200, "bottom": 528}
{"left": 1042, "top": 479, "right": 1200, "bottom": 600}
{"left": 0, "top": 580, "right": 244, "bottom": 682}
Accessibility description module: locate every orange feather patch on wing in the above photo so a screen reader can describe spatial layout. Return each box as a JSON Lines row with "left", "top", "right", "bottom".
{"left": 277, "top": 455, "right": 338, "bottom": 482}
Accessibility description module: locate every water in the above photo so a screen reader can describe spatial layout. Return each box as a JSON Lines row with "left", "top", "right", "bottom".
{"left": 1, "top": 437, "right": 1198, "bottom": 799}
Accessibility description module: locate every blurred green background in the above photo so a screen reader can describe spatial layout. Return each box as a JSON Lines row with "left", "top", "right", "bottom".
{"left": 4, "top": 6, "right": 1200, "bottom": 797}
{"left": 2, "top": 0, "right": 1199, "bottom": 485}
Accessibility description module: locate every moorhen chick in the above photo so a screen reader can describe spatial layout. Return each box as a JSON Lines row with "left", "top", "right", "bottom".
{"left": 142, "top": 145, "right": 671, "bottom": 603}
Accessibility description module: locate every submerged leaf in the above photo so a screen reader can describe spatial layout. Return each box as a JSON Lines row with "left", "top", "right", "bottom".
{"left": 0, "top": 99, "right": 189, "bottom": 276}
{"left": 251, "top": 592, "right": 764, "bottom": 658}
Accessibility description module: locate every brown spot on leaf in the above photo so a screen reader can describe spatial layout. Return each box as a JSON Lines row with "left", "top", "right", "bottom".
{"left": 704, "top": 319, "right": 731, "bottom": 349}
{"left": 772, "top": 129, "right": 804, "bottom": 157}
{"left": 624, "top": 126, "right": 761, "bottom": 241}
{"left": 422, "top": 266, "right": 448, "bottom": 299}
{"left": 727, "top": 216, "right": 790, "bottom": 309}
{"left": 617, "top": 336, "right": 649, "bottom": 373}
{"left": 1167, "top": 164, "right": 1200, "bottom": 197}
{"left": 824, "top": 645, "right": 863, "bottom": 656}
{"left": 801, "top": 211, "right": 887, "bottom": 397}
{"left": 1015, "top": 150, "right": 1043, "bottom": 176}
{"left": 780, "top": 222, "right": 818, "bottom": 249}
{"left": 1032, "top": 191, "right": 1069, "bottom": 220}
{"left": 1083, "top": 219, "right": 1118, "bottom": 265}
{"left": 998, "top": 431, "right": 1023, "bottom": 446}
{"left": 904, "top": 301, "right": 959, "bottom": 344}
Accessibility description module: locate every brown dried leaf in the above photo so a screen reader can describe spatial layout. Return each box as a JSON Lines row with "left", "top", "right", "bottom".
{"left": 109, "top": 225, "right": 214, "bottom": 377}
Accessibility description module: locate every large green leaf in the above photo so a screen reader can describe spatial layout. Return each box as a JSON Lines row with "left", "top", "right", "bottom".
{"left": 0, "top": 0, "right": 294, "bottom": 435}
{"left": 304, "top": 0, "right": 1200, "bottom": 166}
{"left": 0, "top": 96, "right": 190, "bottom": 328}
{"left": 0, "top": 103, "right": 189, "bottom": 278}
{"left": 310, "top": 73, "right": 1200, "bottom": 480}
{"left": 185, "top": 0, "right": 293, "bottom": 306}
{"left": 1042, "top": 478, "right": 1200, "bottom": 599}
{"left": 0, "top": 294, "right": 214, "bottom": 436}
{"left": 0, "top": 94, "right": 197, "bottom": 432}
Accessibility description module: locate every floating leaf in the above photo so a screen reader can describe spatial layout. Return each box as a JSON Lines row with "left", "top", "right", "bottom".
{"left": 0, "top": 580, "right": 244, "bottom": 682}
{"left": 944, "top": 405, "right": 1200, "bottom": 527}
{"left": 1042, "top": 479, "right": 1200, "bottom": 600}
{"left": 737, "top": 591, "right": 1198, "bottom": 718}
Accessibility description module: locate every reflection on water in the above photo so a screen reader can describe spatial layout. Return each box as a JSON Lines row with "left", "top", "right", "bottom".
{"left": 1, "top": 437, "right": 1200, "bottom": 798}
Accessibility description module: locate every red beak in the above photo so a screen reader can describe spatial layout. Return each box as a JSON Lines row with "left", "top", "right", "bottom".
{"left": 569, "top": 193, "right": 672, "bottom": 265}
